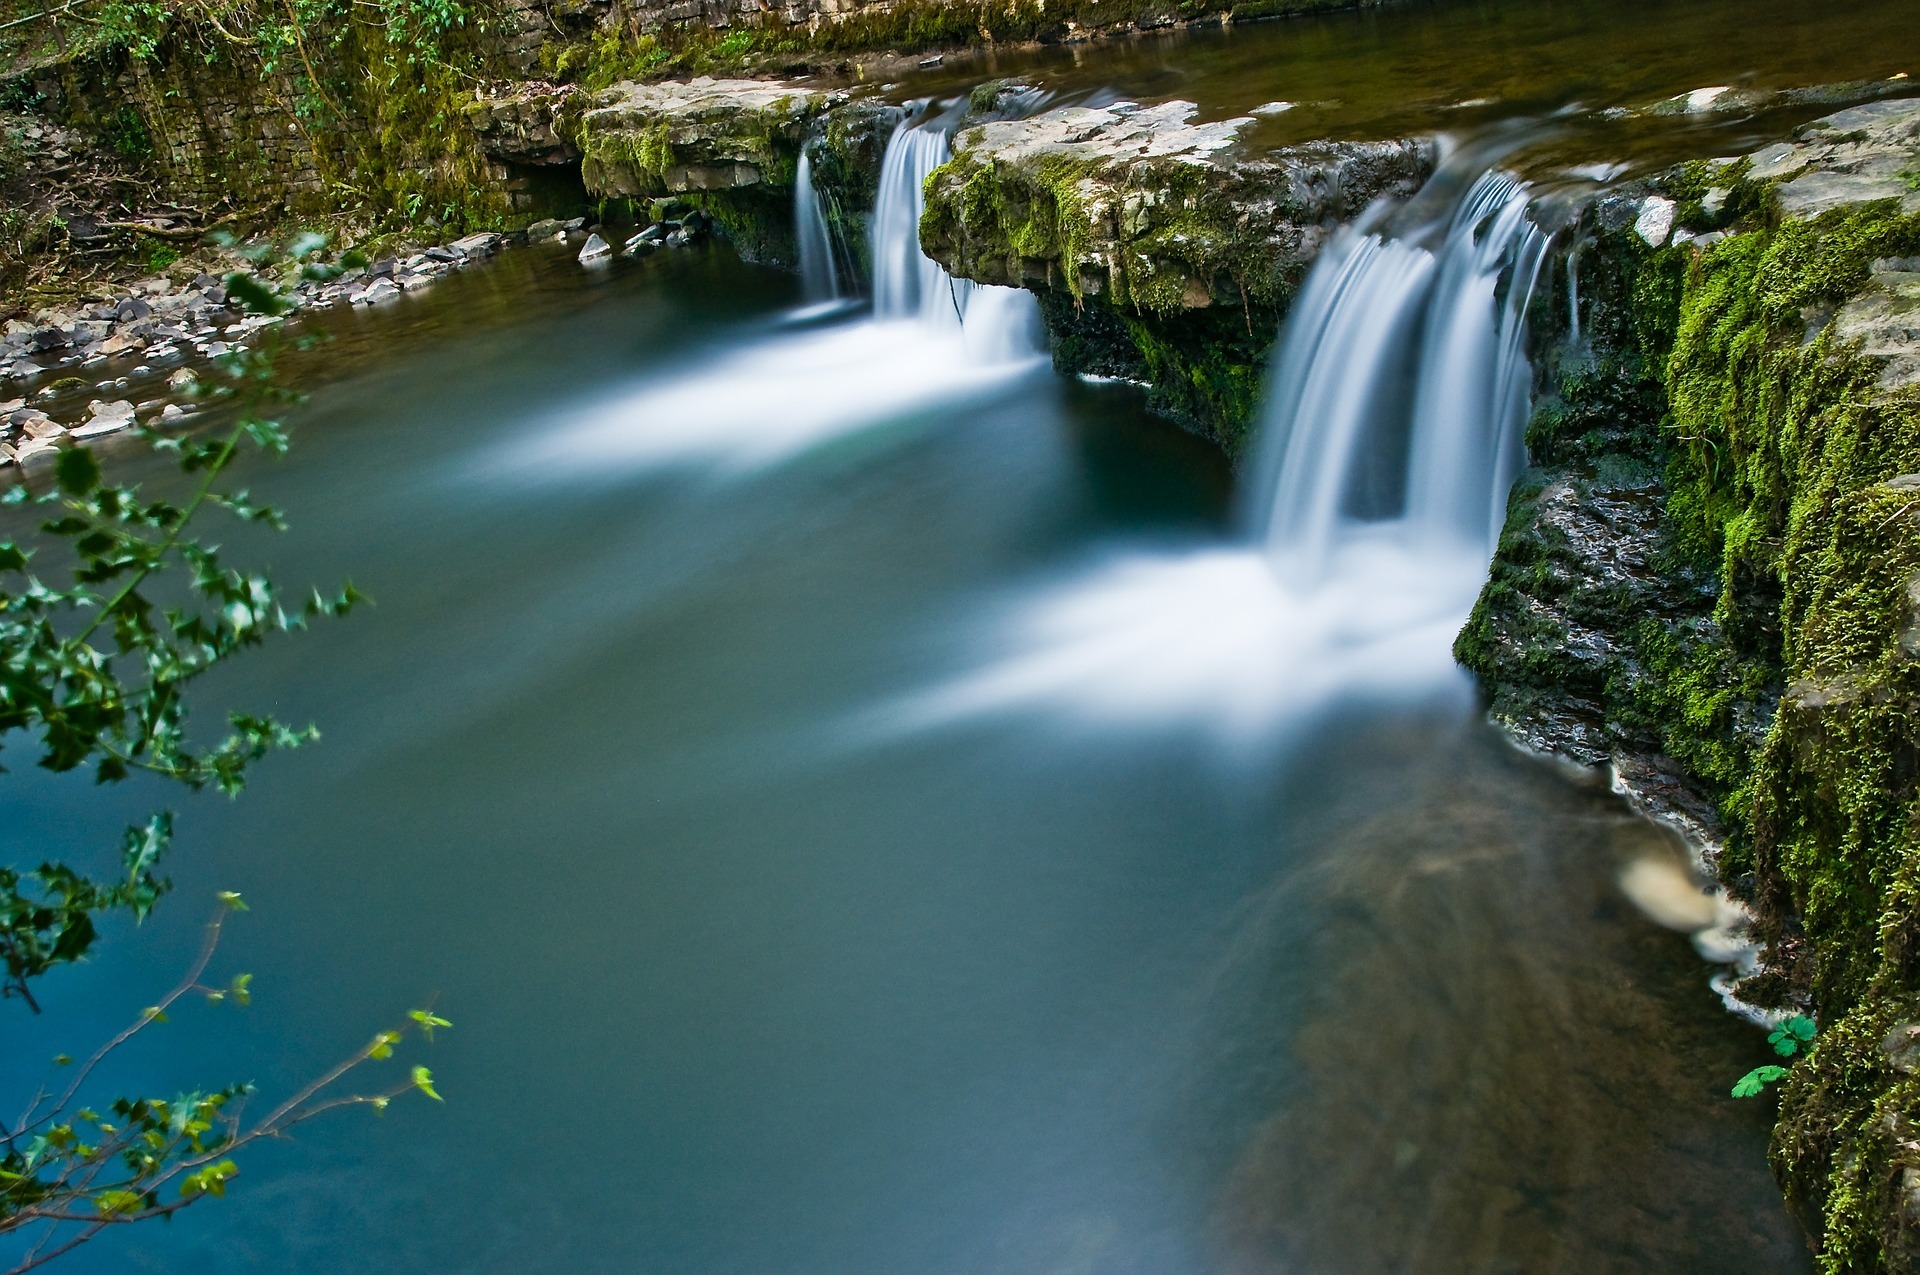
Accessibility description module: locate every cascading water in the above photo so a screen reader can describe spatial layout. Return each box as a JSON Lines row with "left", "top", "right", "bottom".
{"left": 869, "top": 119, "right": 1041, "bottom": 360}
{"left": 511, "top": 111, "right": 1044, "bottom": 478}
{"left": 794, "top": 149, "right": 841, "bottom": 303}
{"left": 1246, "top": 168, "right": 1549, "bottom": 572}
{"left": 890, "top": 152, "right": 1553, "bottom": 737}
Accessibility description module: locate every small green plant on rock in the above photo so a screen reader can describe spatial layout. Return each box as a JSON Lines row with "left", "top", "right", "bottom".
{"left": 1732, "top": 1013, "right": 1817, "bottom": 1097}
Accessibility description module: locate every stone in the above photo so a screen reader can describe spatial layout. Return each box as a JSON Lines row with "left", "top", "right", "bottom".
{"left": 160, "top": 404, "right": 188, "bottom": 423}
{"left": 71, "top": 415, "right": 133, "bottom": 440}
{"left": 14, "top": 437, "right": 60, "bottom": 464}
{"left": 578, "top": 233, "right": 612, "bottom": 263}
{"left": 167, "top": 368, "right": 197, "bottom": 391}
{"left": 449, "top": 232, "right": 501, "bottom": 258}
{"left": 21, "top": 414, "right": 65, "bottom": 440}
{"left": 360, "top": 278, "right": 402, "bottom": 304}
{"left": 922, "top": 98, "right": 1432, "bottom": 312}
{"left": 1634, "top": 197, "right": 1677, "bottom": 247}
{"left": 1739, "top": 98, "right": 1920, "bottom": 220}
{"left": 1885, "top": 1023, "right": 1920, "bottom": 1073}
{"left": 526, "top": 218, "right": 564, "bottom": 239}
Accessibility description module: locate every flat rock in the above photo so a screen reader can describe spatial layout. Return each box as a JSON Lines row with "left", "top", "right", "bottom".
{"left": 921, "top": 98, "right": 1433, "bottom": 312}
{"left": 578, "top": 77, "right": 843, "bottom": 198}
{"left": 1747, "top": 97, "right": 1920, "bottom": 220}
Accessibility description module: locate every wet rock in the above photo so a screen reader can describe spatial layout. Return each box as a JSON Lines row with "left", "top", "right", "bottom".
{"left": 578, "top": 233, "right": 612, "bottom": 263}
{"left": 450, "top": 232, "right": 501, "bottom": 258}
{"left": 526, "top": 218, "right": 565, "bottom": 239}
{"left": 359, "top": 278, "right": 402, "bottom": 305}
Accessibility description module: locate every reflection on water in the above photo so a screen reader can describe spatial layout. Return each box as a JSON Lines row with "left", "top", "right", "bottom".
{"left": 1203, "top": 723, "right": 1807, "bottom": 1274}
{"left": 890, "top": 0, "right": 1915, "bottom": 173}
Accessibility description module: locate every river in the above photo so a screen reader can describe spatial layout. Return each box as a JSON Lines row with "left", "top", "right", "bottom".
{"left": 7, "top": 0, "right": 1886, "bottom": 1267}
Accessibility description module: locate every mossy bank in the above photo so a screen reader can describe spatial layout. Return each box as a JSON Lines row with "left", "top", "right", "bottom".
{"left": 1458, "top": 97, "right": 1920, "bottom": 1272}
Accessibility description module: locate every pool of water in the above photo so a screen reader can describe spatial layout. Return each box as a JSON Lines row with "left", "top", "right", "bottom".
{"left": 1, "top": 238, "right": 1809, "bottom": 1273}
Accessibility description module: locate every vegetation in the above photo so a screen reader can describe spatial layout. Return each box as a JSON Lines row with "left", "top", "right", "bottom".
{"left": 0, "top": 238, "right": 444, "bottom": 1271}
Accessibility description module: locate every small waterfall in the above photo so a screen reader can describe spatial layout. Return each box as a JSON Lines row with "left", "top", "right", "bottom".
{"left": 794, "top": 149, "right": 841, "bottom": 302}
{"left": 869, "top": 118, "right": 1041, "bottom": 358}
{"left": 1247, "top": 166, "right": 1549, "bottom": 574}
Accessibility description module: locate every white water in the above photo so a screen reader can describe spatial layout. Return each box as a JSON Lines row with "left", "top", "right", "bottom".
{"left": 514, "top": 118, "right": 1043, "bottom": 479}
{"left": 795, "top": 149, "right": 841, "bottom": 302}
{"left": 896, "top": 159, "right": 1550, "bottom": 738}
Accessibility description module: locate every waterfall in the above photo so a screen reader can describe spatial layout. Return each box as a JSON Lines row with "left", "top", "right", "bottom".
{"left": 891, "top": 153, "right": 1554, "bottom": 736}
{"left": 1246, "top": 167, "right": 1549, "bottom": 575}
{"left": 868, "top": 118, "right": 1041, "bottom": 359}
{"left": 795, "top": 149, "right": 841, "bottom": 302}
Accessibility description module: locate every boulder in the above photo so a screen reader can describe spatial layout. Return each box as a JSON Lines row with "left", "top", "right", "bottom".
{"left": 577, "top": 77, "right": 843, "bottom": 198}
{"left": 921, "top": 99, "right": 1433, "bottom": 314}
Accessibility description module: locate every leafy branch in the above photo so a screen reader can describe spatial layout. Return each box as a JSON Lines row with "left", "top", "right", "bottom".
{"left": 0, "top": 234, "right": 359, "bottom": 1009}
{"left": 0, "top": 235, "right": 442, "bottom": 1270}
{"left": 0, "top": 895, "right": 449, "bottom": 1273}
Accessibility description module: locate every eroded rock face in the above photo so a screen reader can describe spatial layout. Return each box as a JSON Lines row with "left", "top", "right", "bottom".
{"left": 577, "top": 77, "right": 842, "bottom": 197}
{"left": 467, "top": 84, "right": 580, "bottom": 166}
{"left": 922, "top": 99, "right": 1433, "bottom": 313}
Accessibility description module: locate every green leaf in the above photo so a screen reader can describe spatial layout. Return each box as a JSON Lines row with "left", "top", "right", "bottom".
{"left": 368, "top": 1030, "right": 400, "bottom": 1061}
{"left": 1769, "top": 1015, "right": 1817, "bottom": 1056}
{"left": 94, "top": 1189, "right": 145, "bottom": 1215}
{"left": 1732, "top": 1065, "right": 1789, "bottom": 1098}
{"left": 216, "top": 890, "right": 249, "bottom": 912}
{"left": 56, "top": 446, "right": 102, "bottom": 496}
{"left": 411, "top": 1065, "right": 441, "bottom": 1101}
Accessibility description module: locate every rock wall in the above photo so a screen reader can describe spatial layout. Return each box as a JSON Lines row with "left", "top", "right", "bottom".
{"left": 1460, "top": 96, "right": 1920, "bottom": 1272}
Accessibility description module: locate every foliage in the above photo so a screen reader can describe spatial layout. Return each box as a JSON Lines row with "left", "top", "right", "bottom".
{"left": 0, "top": 235, "right": 443, "bottom": 1271}
{"left": 1, "top": 898, "right": 449, "bottom": 1271}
